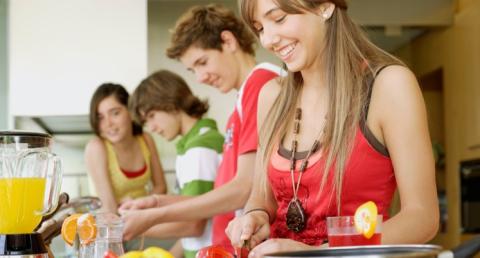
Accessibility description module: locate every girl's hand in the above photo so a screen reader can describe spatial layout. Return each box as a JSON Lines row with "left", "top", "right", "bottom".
{"left": 121, "top": 209, "right": 152, "bottom": 241}
{"left": 226, "top": 210, "right": 270, "bottom": 250}
{"left": 118, "top": 195, "right": 158, "bottom": 211}
{"left": 248, "top": 238, "right": 315, "bottom": 258}
{"left": 119, "top": 196, "right": 133, "bottom": 205}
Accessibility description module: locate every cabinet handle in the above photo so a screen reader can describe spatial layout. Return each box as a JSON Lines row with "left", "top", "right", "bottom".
{"left": 468, "top": 144, "right": 480, "bottom": 150}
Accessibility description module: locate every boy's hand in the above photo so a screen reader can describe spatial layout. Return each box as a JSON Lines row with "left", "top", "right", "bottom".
{"left": 121, "top": 209, "right": 152, "bottom": 241}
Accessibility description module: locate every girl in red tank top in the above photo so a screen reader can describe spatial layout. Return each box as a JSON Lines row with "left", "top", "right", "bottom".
{"left": 268, "top": 123, "right": 396, "bottom": 245}
{"left": 225, "top": 0, "right": 439, "bottom": 256}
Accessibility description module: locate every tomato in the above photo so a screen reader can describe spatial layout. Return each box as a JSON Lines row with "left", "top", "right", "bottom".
{"left": 196, "top": 245, "right": 234, "bottom": 258}
{"left": 234, "top": 247, "right": 250, "bottom": 258}
{"left": 104, "top": 250, "right": 119, "bottom": 258}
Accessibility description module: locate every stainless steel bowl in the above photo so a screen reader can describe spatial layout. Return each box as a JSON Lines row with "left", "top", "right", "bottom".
{"left": 264, "top": 245, "right": 451, "bottom": 258}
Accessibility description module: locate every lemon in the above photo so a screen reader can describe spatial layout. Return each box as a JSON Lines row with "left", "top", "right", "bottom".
{"left": 353, "top": 201, "right": 378, "bottom": 239}
{"left": 142, "top": 247, "right": 175, "bottom": 258}
{"left": 120, "top": 251, "right": 143, "bottom": 258}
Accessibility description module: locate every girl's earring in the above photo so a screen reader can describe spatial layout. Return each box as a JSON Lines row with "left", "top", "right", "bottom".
{"left": 323, "top": 13, "right": 329, "bottom": 19}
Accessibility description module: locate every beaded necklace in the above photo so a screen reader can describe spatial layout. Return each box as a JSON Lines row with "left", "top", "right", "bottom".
{"left": 285, "top": 108, "right": 324, "bottom": 232}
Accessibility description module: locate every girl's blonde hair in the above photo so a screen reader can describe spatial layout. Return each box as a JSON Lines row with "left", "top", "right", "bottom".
{"left": 240, "top": 0, "right": 403, "bottom": 212}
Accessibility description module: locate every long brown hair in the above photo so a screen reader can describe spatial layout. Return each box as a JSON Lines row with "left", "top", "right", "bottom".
{"left": 241, "top": 0, "right": 403, "bottom": 211}
{"left": 89, "top": 83, "right": 143, "bottom": 137}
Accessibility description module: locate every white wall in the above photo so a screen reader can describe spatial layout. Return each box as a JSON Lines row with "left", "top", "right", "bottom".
{"left": 0, "top": 0, "right": 7, "bottom": 129}
{"left": 7, "top": 0, "right": 283, "bottom": 199}
{"left": 8, "top": 0, "right": 149, "bottom": 200}
{"left": 8, "top": 0, "right": 148, "bottom": 117}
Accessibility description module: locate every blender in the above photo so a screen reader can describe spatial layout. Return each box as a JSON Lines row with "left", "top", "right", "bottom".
{"left": 0, "top": 131, "right": 62, "bottom": 258}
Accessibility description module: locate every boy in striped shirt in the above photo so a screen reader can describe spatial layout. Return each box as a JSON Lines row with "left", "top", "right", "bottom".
{"left": 128, "top": 70, "right": 224, "bottom": 257}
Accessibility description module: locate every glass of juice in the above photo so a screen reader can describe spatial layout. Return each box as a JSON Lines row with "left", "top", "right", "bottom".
{"left": 326, "top": 215, "right": 382, "bottom": 247}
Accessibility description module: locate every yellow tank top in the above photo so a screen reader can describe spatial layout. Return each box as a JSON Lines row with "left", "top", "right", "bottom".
{"left": 104, "top": 135, "right": 152, "bottom": 203}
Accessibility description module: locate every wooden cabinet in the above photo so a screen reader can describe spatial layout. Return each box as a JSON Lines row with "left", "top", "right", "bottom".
{"left": 453, "top": 2, "right": 480, "bottom": 161}
{"left": 396, "top": 0, "right": 480, "bottom": 249}
{"left": 458, "top": 77, "right": 480, "bottom": 160}
{"left": 443, "top": 4, "right": 480, "bottom": 247}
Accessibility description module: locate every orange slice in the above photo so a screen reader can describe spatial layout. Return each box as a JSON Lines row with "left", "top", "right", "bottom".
{"left": 61, "top": 213, "right": 82, "bottom": 246}
{"left": 77, "top": 213, "right": 97, "bottom": 245}
{"left": 354, "top": 201, "right": 378, "bottom": 239}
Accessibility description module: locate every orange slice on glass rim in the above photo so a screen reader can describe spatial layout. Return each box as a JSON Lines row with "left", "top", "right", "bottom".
{"left": 61, "top": 213, "right": 82, "bottom": 246}
{"left": 354, "top": 201, "right": 378, "bottom": 239}
{"left": 77, "top": 213, "right": 97, "bottom": 245}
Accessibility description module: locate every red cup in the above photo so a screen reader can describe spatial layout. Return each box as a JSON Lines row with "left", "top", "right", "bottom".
{"left": 326, "top": 215, "right": 383, "bottom": 247}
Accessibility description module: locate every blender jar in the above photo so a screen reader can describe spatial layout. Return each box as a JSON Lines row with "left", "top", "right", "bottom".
{"left": 0, "top": 131, "right": 63, "bottom": 257}
{"left": 0, "top": 131, "right": 62, "bottom": 234}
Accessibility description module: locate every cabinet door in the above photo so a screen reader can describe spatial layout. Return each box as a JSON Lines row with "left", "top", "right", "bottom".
{"left": 457, "top": 7, "right": 480, "bottom": 160}
{"left": 460, "top": 80, "right": 480, "bottom": 160}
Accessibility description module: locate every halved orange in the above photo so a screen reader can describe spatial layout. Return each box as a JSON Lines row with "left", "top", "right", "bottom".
{"left": 77, "top": 213, "right": 97, "bottom": 245}
{"left": 61, "top": 213, "right": 82, "bottom": 246}
{"left": 354, "top": 201, "right": 378, "bottom": 239}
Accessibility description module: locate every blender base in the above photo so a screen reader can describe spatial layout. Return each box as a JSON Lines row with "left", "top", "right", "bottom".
{"left": 0, "top": 233, "right": 48, "bottom": 258}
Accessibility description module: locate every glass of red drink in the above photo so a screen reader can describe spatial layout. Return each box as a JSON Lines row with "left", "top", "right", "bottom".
{"left": 326, "top": 215, "right": 382, "bottom": 247}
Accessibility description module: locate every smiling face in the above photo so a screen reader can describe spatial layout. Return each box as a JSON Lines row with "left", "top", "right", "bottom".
{"left": 97, "top": 95, "right": 133, "bottom": 143}
{"left": 143, "top": 110, "right": 181, "bottom": 141}
{"left": 251, "top": 0, "right": 332, "bottom": 72}
{"left": 179, "top": 45, "right": 240, "bottom": 94}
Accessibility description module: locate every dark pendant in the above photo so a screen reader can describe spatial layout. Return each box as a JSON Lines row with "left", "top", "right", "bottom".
{"left": 286, "top": 198, "right": 306, "bottom": 232}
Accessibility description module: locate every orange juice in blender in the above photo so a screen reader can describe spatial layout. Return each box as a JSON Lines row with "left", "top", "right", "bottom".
{"left": 0, "top": 177, "right": 46, "bottom": 234}
{"left": 1, "top": 131, "right": 63, "bottom": 258}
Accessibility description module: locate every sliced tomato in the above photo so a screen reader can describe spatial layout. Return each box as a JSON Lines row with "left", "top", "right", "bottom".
{"left": 234, "top": 246, "right": 250, "bottom": 258}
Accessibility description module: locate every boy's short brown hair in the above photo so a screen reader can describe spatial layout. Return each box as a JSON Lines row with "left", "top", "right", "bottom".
{"left": 166, "top": 4, "right": 256, "bottom": 59}
{"left": 129, "top": 70, "right": 209, "bottom": 125}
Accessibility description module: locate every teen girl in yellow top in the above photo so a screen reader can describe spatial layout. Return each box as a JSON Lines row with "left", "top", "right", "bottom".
{"left": 85, "top": 83, "right": 167, "bottom": 214}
